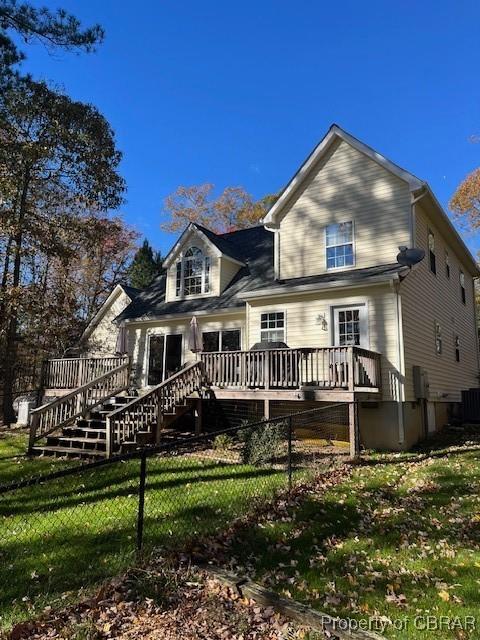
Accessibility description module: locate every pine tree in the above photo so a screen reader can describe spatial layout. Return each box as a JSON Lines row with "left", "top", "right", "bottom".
{"left": 127, "top": 239, "right": 164, "bottom": 289}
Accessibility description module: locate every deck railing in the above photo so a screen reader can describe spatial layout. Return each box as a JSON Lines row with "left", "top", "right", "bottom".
{"left": 29, "top": 359, "right": 130, "bottom": 451}
{"left": 105, "top": 361, "right": 204, "bottom": 457}
{"left": 41, "top": 356, "right": 129, "bottom": 389}
{"left": 201, "top": 346, "right": 381, "bottom": 391}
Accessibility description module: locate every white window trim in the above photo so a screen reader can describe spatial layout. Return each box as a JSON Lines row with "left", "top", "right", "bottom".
{"left": 260, "top": 309, "right": 287, "bottom": 344}
{"left": 434, "top": 321, "right": 442, "bottom": 355}
{"left": 145, "top": 330, "right": 184, "bottom": 388}
{"left": 329, "top": 302, "right": 369, "bottom": 348}
{"left": 175, "top": 248, "right": 213, "bottom": 299}
{"left": 202, "top": 327, "right": 243, "bottom": 352}
{"left": 325, "top": 220, "right": 356, "bottom": 271}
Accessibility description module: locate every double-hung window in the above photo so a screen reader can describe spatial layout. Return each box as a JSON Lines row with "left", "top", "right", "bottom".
{"left": 260, "top": 312, "right": 285, "bottom": 343}
{"left": 175, "top": 247, "right": 211, "bottom": 297}
{"left": 326, "top": 221, "right": 354, "bottom": 270}
{"left": 445, "top": 250, "right": 450, "bottom": 279}
{"left": 434, "top": 321, "right": 442, "bottom": 355}
{"left": 460, "top": 270, "right": 466, "bottom": 304}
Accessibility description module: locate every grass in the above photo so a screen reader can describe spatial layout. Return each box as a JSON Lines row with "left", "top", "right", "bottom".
{"left": 0, "top": 431, "right": 288, "bottom": 630}
{"left": 227, "top": 434, "right": 480, "bottom": 639}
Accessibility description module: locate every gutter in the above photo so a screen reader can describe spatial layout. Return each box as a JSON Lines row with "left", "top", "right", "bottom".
{"left": 118, "top": 305, "right": 245, "bottom": 326}
{"left": 238, "top": 272, "right": 401, "bottom": 301}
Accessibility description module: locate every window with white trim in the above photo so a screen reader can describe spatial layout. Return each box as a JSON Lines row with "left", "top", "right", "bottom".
{"left": 202, "top": 329, "right": 241, "bottom": 352}
{"left": 460, "top": 270, "right": 466, "bottom": 304}
{"left": 326, "top": 221, "right": 354, "bottom": 270}
{"left": 445, "top": 250, "right": 450, "bottom": 279}
{"left": 260, "top": 312, "right": 285, "bottom": 343}
{"left": 455, "top": 335, "right": 460, "bottom": 362}
{"left": 434, "top": 321, "right": 442, "bottom": 355}
{"left": 175, "top": 247, "right": 211, "bottom": 297}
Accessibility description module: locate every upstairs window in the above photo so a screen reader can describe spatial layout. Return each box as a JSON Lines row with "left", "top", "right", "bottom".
{"left": 434, "top": 321, "right": 442, "bottom": 355}
{"left": 175, "top": 247, "right": 211, "bottom": 297}
{"left": 455, "top": 335, "right": 460, "bottom": 362}
{"left": 445, "top": 250, "right": 450, "bottom": 279}
{"left": 428, "top": 230, "right": 436, "bottom": 274}
{"left": 460, "top": 270, "right": 466, "bottom": 304}
{"left": 326, "top": 221, "right": 354, "bottom": 270}
{"left": 260, "top": 312, "right": 285, "bottom": 343}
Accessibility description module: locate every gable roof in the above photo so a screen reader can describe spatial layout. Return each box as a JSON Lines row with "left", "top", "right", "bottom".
{"left": 162, "top": 222, "right": 246, "bottom": 268}
{"left": 116, "top": 226, "right": 273, "bottom": 323}
{"left": 263, "top": 124, "right": 423, "bottom": 229}
{"left": 263, "top": 123, "right": 478, "bottom": 275}
{"left": 82, "top": 283, "right": 140, "bottom": 340}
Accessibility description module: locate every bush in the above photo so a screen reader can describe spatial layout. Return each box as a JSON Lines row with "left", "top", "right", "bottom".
{"left": 213, "top": 434, "right": 234, "bottom": 451}
{"left": 240, "top": 419, "right": 288, "bottom": 466}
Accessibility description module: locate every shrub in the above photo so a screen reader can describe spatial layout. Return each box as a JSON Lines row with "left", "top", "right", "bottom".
{"left": 213, "top": 434, "right": 234, "bottom": 451}
{"left": 240, "top": 419, "right": 288, "bottom": 466}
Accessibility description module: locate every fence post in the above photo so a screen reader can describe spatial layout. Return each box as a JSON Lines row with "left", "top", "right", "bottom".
{"left": 287, "top": 416, "right": 293, "bottom": 491}
{"left": 137, "top": 452, "right": 147, "bottom": 552}
{"left": 349, "top": 401, "right": 360, "bottom": 460}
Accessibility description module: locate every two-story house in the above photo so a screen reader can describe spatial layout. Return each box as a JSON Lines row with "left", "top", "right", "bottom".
{"left": 32, "top": 125, "right": 479, "bottom": 455}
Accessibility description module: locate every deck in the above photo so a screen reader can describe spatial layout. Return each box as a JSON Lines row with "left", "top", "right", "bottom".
{"left": 200, "top": 346, "right": 381, "bottom": 402}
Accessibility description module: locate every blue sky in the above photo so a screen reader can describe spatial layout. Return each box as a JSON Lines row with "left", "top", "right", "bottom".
{"left": 20, "top": 0, "right": 480, "bottom": 257}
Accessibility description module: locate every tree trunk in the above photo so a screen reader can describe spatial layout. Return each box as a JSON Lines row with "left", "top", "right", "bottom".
{"left": 2, "top": 168, "right": 30, "bottom": 425}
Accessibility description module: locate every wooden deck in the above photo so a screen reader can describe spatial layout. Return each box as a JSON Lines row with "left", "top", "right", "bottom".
{"left": 200, "top": 346, "right": 381, "bottom": 400}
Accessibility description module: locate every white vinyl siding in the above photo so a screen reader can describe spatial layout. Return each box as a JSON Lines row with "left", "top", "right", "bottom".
{"left": 277, "top": 139, "right": 411, "bottom": 279}
{"left": 401, "top": 203, "right": 478, "bottom": 402}
{"left": 130, "top": 312, "right": 245, "bottom": 387}
{"left": 219, "top": 257, "right": 241, "bottom": 292}
{"left": 84, "top": 290, "right": 132, "bottom": 357}
{"left": 247, "top": 285, "right": 399, "bottom": 401}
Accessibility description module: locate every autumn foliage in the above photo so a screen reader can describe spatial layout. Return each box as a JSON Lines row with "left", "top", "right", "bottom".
{"left": 450, "top": 167, "right": 480, "bottom": 229}
{"left": 162, "top": 184, "right": 277, "bottom": 234}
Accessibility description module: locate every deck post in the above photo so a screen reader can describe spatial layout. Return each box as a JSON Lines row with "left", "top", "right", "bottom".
{"left": 263, "top": 398, "right": 270, "bottom": 419}
{"left": 347, "top": 347, "right": 355, "bottom": 391}
{"left": 195, "top": 397, "right": 203, "bottom": 435}
{"left": 349, "top": 400, "right": 360, "bottom": 460}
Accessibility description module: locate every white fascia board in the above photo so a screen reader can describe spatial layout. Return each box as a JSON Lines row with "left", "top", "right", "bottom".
{"left": 81, "top": 284, "right": 129, "bottom": 340}
{"left": 421, "top": 185, "right": 479, "bottom": 276}
{"left": 123, "top": 306, "right": 245, "bottom": 325}
{"left": 238, "top": 273, "right": 398, "bottom": 301}
{"left": 162, "top": 223, "right": 244, "bottom": 268}
{"left": 263, "top": 124, "right": 424, "bottom": 228}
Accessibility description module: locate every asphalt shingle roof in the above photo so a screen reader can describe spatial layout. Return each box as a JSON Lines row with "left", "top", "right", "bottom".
{"left": 115, "top": 226, "right": 404, "bottom": 323}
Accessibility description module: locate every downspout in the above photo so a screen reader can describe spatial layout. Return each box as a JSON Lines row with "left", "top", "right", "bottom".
{"left": 393, "top": 276, "right": 406, "bottom": 446}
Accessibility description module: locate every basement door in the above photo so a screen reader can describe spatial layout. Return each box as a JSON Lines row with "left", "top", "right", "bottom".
{"left": 147, "top": 334, "right": 183, "bottom": 385}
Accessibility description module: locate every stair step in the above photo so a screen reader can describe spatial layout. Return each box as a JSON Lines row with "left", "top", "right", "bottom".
{"left": 56, "top": 436, "right": 106, "bottom": 446}
{"left": 63, "top": 426, "right": 106, "bottom": 436}
{"left": 31, "top": 446, "right": 105, "bottom": 458}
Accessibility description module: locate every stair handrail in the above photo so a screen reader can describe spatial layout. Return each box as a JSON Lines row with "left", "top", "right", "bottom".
{"left": 105, "top": 361, "right": 204, "bottom": 458}
{"left": 28, "top": 358, "right": 130, "bottom": 453}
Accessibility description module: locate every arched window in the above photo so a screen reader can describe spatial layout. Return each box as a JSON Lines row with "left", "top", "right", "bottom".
{"left": 175, "top": 247, "right": 211, "bottom": 296}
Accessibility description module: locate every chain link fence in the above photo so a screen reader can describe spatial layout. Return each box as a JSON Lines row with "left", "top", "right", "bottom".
{"left": 0, "top": 403, "right": 351, "bottom": 625}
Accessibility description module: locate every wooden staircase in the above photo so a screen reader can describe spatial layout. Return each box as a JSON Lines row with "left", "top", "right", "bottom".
{"left": 29, "top": 362, "right": 205, "bottom": 459}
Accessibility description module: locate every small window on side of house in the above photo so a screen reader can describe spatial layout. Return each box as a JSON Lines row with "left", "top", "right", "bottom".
{"left": 260, "top": 312, "right": 285, "bottom": 343}
{"left": 434, "top": 321, "right": 442, "bottom": 355}
{"left": 460, "top": 270, "right": 466, "bottom": 304}
{"left": 455, "top": 335, "right": 460, "bottom": 362}
{"left": 428, "top": 230, "right": 436, "bottom": 274}
{"left": 445, "top": 250, "right": 450, "bottom": 279}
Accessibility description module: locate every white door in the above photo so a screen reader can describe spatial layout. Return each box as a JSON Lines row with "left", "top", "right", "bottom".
{"left": 333, "top": 305, "right": 368, "bottom": 348}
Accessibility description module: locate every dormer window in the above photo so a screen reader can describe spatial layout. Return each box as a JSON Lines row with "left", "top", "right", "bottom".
{"left": 175, "top": 247, "right": 211, "bottom": 297}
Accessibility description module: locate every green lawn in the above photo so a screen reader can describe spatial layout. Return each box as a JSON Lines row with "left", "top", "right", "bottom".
{"left": 0, "top": 431, "right": 288, "bottom": 630}
{"left": 227, "top": 438, "right": 480, "bottom": 639}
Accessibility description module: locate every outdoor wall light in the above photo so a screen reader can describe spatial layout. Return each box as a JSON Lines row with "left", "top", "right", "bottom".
{"left": 316, "top": 314, "right": 328, "bottom": 330}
